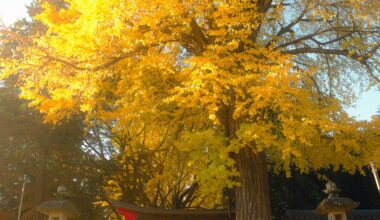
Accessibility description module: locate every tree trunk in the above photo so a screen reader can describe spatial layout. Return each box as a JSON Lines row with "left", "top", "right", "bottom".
{"left": 220, "top": 89, "right": 272, "bottom": 220}
{"left": 235, "top": 148, "right": 272, "bottom": 220}
{"left": 32, "top": 147, "right": 48, "bottom": 220}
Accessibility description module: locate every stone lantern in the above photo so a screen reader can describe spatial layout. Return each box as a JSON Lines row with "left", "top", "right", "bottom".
{"left": 315, "top": 181, "right": 359, "bottom": 220}
{"left": 35, "top": 185, "right": 79, "bottom": 220}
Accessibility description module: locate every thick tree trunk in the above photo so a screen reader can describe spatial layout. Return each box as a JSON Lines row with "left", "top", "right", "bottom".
{"left": 220, "top": 89, "right": 272, "bottom": 220}
{"left": 235, "top": 148, "right": 272, "bottom": 220}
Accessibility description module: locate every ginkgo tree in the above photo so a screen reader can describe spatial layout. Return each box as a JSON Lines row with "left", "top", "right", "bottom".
{"left": 1, "top": 0, "right": 379, "bottom": 219}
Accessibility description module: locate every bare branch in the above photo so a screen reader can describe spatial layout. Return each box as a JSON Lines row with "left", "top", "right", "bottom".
{"left": 274, "top": 32, "right": 322, "bottom": 49}
{"left": 363, "top": 63, "right": 380, "bottom": 84}
{"left": 282, "top": 47, "right": 351, "bottom": 56}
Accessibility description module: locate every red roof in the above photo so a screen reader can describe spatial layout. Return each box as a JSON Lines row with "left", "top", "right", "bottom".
{"left": 111, "top": 201, "right": 235, "bottom": 220}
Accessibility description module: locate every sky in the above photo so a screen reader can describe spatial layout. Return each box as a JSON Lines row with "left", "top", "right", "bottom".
{"left": 1, "top": 0, "right": 379, "bottom": 120}
{"left": 0, "top": 0, "right": 31, "bottom": 26}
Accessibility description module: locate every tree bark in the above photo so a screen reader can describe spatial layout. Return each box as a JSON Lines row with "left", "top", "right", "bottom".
{"left": 32, "top": 146, "right": 48, "bottom": 220}
{"left": 221, "top": 89, "right": 272, "bottom": 220}
{"left": 235, "top": 148, "right": 272, "bottom": 220}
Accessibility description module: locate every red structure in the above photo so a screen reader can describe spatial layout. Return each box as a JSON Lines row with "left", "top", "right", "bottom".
{"left": 116, "top": 208, "right": 138, "bottom": 220}
{"left": 112, "top": 201, "right": 234, "bottom": 220}
{"left": 112, "top": 201, "right": 380, "bottom": 220}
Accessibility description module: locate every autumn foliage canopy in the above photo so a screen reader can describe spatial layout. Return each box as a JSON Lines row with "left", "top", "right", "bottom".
{"left": 1, "top": 0, "right": 379, "bottom": 219}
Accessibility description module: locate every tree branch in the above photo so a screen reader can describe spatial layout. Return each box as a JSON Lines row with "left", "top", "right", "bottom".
{"left": 180, "top": 19, "right": 208, "bottom": 55}
{"left": 250, "top": 0, "right": 273, "bottom": 42}
{"left": 45, "top": 45, "right": 149, "bottom": 72}
{"left": 282, "top": 47, "right": 351, "bottom": 56}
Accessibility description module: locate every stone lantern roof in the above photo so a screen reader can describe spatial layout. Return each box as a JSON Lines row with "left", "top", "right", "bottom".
{"left": 35, "top": 185, "right": 79, "bottom": 217}
{"left": 314, "top": 181, "right": 360, "bottom": 215}
{"left": 286, "top": 210, "right": 380, "bottom": 220}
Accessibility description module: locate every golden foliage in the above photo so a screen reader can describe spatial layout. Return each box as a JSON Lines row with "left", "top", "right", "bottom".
{"left": 1, "top": 0, "right": 379, "bottom": 205}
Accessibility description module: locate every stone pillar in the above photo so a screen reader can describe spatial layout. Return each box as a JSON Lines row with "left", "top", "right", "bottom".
{"left": 48, "top": 213, "right": 67, "bottom": 220}
{"left": 315, "top": 181, "right": 359, "bottom": 220}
